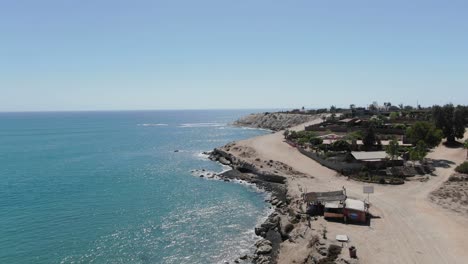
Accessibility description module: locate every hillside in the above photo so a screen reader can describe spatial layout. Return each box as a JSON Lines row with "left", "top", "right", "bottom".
{"left": 232, "top": 112, "right": 320, "bottom": 131}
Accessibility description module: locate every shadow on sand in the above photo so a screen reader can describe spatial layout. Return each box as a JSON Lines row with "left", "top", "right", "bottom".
{"left": 430, "top": 159, "right": 456, "bottom": 168}
{"left": 323, "top": 214, "right": 381, "bottom": 227}
{"left": 443, "top": 141, "right": 464, "bottom": 149}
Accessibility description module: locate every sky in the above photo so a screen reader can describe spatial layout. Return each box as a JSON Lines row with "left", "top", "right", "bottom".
{"left": 1, "top": 0, "right": 467, "bottom": 111}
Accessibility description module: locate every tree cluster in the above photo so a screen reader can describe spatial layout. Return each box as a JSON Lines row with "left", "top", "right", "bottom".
{"left": 432, "top": 104, "right": 467, "bottom": 143}
{"left": 405, "top": 121, "right": 443, "bottom": 148}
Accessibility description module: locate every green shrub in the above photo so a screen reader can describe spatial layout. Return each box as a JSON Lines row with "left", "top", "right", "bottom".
{"left": 347, "top": 130, "right": 364, "bottom": 140}
{"left": 324, "top": 151, "right": 338, "bottom": 158}
{"left": 395, "top": 124, "right": 406, "bottom": 130}
{"left": 310, "top": 137, "right": 323, "bottom": 146}
{"left": 455, "top": 162, "right": 468, "bottom": 174}
{"left": 297, "top": 137, "right": 310, "bottom": 146}
{"left": 406, "top": 121, "right": 443, "bottom": 148}
{"left": 409, "top": 141, "right": 428, "bottom": 161}
{"left": 331, "top": 140, "right": 351, "bottom": 151}
{"left": 389, "top": 178, "right": 405, "bottom": 185}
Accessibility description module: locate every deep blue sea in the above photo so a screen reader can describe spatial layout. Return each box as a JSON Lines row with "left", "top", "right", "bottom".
{"left": 0, "top": 110, "right": 271, "bottom": 264}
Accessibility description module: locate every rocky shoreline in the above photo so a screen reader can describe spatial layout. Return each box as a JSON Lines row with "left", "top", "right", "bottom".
{"left": 206, "top": 147, "right": 294, "bottom": 264}
{"left": 201, "top": 142, "right": 358, "bottom": 264}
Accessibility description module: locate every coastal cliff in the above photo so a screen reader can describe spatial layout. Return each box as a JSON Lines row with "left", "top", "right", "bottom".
{"left": 232, "top": 112, "right": 319, "bottom": 131}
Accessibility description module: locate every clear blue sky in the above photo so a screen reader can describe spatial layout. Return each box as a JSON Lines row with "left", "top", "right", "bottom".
{"left": 1, "top": 0, "right": 467, "bottom": 111}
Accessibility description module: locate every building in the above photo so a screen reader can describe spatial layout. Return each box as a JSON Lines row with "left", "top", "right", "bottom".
{"left": 351, "top": 151, "right": 404, "bottom": 167}
{"left": 303, "top": 190, "right": 346, "bottom": 204}
{"left": 351, "top": 151, "right": 388, "bottom": 162}
{"left": 304, "top": 189, "right": 369, "bottom": 224}
{"left": 324, "top": 201, "right": 344, "bottom": 220}
{"left": 304, "top": 190, "right": 346, "bottom": 216}
{"left": 343, "top": 199, "right": 367, "bottom": 223}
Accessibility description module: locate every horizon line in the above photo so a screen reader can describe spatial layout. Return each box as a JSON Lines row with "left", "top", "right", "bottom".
{"left": 0, "top": 108, "right": 291, "bottom": 114}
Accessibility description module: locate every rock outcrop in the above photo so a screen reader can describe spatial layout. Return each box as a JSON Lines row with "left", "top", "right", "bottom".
{"left": 232, "top": 112, "right": 320, "bottom": 131}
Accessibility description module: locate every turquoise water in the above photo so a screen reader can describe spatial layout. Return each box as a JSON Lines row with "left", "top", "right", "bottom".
{"left": 0, "top": 110, "right": 270, "bottom": 264}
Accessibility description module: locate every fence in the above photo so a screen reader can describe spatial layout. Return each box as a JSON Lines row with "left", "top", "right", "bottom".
{"left": 305, "top": 125, "right": 405, "bottom": 135}
{"left": 296, "top": 148, "right": 363, "bottom": 175}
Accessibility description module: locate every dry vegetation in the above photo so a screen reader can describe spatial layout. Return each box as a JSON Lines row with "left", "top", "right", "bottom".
{"left": 430, "top": 173, "right": 468, "bottom": 214}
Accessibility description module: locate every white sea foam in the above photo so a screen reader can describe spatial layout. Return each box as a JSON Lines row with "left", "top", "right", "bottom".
{"left": 179, "top": 122, "right": 226, "bottom": 128}
{"left": 240, "top": 126, "right": 273, "bottom": 132}
{"left": 190, "top": 169, "right": 220, "bottom": 179}
{"left": 194, "top": 152, "right": 210, "bottom": 160}
{"left": 138, "top": 123, "right": 169, "bottom": 127}
{"left": 189, "top": 151, "right": 274, "bottom": 264}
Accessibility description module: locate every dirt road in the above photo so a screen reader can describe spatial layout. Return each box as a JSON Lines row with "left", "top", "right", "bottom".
{"left": 233, "top": 121, "right": 468, "bottom": 264}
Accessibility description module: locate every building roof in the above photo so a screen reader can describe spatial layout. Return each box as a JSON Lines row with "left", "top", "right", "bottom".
{"left": 351, "top": 151, "right": 388, "bottom": 161}
{"left": 345, "top": 199, "right": 366, "bottom": 212}
{"left": 304, "top": 190, "right": 346, "bottom": 203}
{"left": 339, "top": 118, "right": 354, "bottom": 123}
{"left": 324, "top": 201, "right": 343, "bottom": 209}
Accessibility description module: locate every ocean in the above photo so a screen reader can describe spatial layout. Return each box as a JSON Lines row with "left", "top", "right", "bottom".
{"left": 0, "top": 110, "right": 271, "bottom": 264}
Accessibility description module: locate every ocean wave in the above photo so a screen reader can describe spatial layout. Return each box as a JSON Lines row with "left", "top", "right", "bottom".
{"left": 240, "top": 126, "right": 273, "bottom": 132}
{"left": 194, "top": 152, "right": 210, "bottom": 160}
{"left": 190, "top": 169, "right": 220, "bottom": 179}
{"left": 138, "top": 123, "right": 169, "bottom": 127}
{"left": 179, "top": 123, "right": 226, "bottom": 128}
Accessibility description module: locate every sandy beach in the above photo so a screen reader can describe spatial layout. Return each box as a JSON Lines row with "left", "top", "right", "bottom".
{"left": 221, "top": 117, "right": 468, "bottom": 264}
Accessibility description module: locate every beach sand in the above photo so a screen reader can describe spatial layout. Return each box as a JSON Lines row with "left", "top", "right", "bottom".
{"left": 222, "top": 118, "right": 468, "bottom": 264}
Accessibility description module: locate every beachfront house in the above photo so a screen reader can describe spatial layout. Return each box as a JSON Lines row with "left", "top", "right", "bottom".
{"left": 304, "top": 190, "right": 346, "bottom": 216}
{"left": 351, "top": 151, "right": 404, "bottom": 168}
{"left": 303, "top": 189, "right": 368, "bottom": 224}
{"left": 323, "top": 198, "right": 367, "bottom": 223}
{"left": 343, "top": 199, "right": 367, "bottom": 223}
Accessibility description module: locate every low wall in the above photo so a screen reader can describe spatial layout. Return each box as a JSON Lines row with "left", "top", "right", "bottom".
{"left": 305, "top": 125, "right": 405, "bottom": 135}
{"left": 297, "top": 148, "right": 363, "bottom": 175}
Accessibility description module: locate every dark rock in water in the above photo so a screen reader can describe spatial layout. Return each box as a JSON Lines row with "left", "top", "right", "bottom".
{"left": 174, "top": 150, "right": 179, "bottom": 152}
{"left": 224, "top": 179, "right": 230, "bottom": 182}
{"left": 200, "top": 175, "right": 204, "bottom": 178}
{"left": 271, "top": 199, "right": 279, "bottom": 205}
{"left": 255, "top": 227, "right": 263, "bottom": 236}
{"left": 239, "top": 255, "right": 248, "bottom": 260}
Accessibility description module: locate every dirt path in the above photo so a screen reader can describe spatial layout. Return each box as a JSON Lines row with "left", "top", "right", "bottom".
{"left": 233, "top": 122, "right": 468, "bottom": 264}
